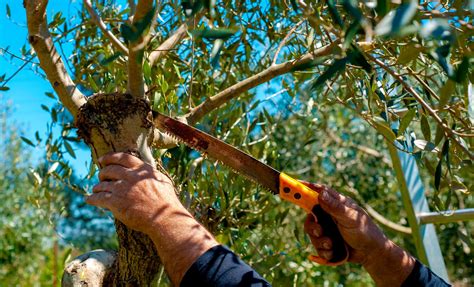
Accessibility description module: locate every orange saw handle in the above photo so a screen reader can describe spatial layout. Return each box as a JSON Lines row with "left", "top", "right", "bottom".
{"left": 279, "top": 173, "right": 349, "bottom": 266}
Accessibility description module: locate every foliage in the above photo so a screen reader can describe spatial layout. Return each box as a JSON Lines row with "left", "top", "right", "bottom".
{"left": 3, "top": 0, "right": 473, "bottom": 285}
{"left": 0, "top": 102, "right": 61, "bottom": 285}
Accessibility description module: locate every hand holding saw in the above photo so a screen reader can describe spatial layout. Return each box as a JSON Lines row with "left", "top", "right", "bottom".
{"left": 153, "top": 112, "right": 349, "bottom": 266}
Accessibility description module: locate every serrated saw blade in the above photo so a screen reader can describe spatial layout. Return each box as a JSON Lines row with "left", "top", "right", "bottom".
{"left": 153, "top": 111, "right": 280, "bottom": 194}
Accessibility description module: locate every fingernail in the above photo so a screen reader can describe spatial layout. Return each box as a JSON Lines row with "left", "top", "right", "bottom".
{"left": 98, "top": 156, "right": 104, "bottom": 163}
{"left": 321, "top": 190, "right": 332, "bottom": 203}
{"left": 313, "top": 229, "right": 320, "bottom": 237}
{"left": 323, "top": 242, "right": 330, "bottom": 249}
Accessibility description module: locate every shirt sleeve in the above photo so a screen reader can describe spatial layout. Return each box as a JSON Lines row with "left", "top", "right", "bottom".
{"left": 401, "top": 260, "right": 451, "bottom": 287}
{"left": 180, "top": 245, "right": 272, "bottom": 287}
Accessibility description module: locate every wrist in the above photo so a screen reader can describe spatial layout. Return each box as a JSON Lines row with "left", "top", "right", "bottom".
{"left": 363, "top": 240, "right": 416, "bottom": 286}
{"left": 146, "top": 204, "right": 219, "bottom": 285}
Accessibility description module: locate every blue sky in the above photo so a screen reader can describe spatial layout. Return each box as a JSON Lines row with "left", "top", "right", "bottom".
{"left": 1, "top": 0, "right": 91, "bottom": 177}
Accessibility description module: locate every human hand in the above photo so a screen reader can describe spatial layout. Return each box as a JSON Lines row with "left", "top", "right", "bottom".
{"left": 86, "top": 152, "right": 183, "bottom": 235}
{"left": 302, "top": 182, "right": 388, "bottom": 265}
{"left": 302, "top": 182, "right": 415, "bottom": 286}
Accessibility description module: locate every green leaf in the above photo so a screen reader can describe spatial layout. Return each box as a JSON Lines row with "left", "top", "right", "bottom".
{"left": 375, "top": 0, "right": 417, "bottom": 37}
{"left": 100, "top": 53, "right": 122, "bottom": 66}
{"left": 210, "top": 39, "right": 224, "bottom": 68}
{"left": 182, "top": 0, "right": 205, "bottom": 17}
{"left": 420, "top": 114, "right": 431, "bottom": 142}
{"left": 262, "top": 108, "right": 274, "bottom": 125}
{"left": 290, "top": 0, "right": 299, "bottom": 11}
{"left": 430, "top": 44, "right": 454, "bottom": 78}
{"left": 348, "top": 45, "right": 372, "bottom": 73}
{"left": 6, "top": 4, "right": 10, "bottom": 18}
{"left": 47, "top": 162, "right": 59, "bottom": 174}
{"left": 398, "top": 108, "right": 416, "bottom": 135}
{"left": 51, "top": 108, "right": 57, "bottom": 123}
{"left": 45, "top": 92, "right": 56, "bottom": 99}
{"left": 433, "top": 123, "right": 444, "bottom": 146}
{"left": 21, "top": 136, "right": 35, "bottom": 147}
{"left": 434, "top": 158, "right": 442, "bottom": 191}
{"left": 439, "top": 80, "right": 455, "bottom": 108}
{"left": 64, "top": 141, "right": 76, "bottom": 159}
{"left": 192, "top": 27, "right": 239, "bottom": 40}
{"left": 0, "top": 86, "right": 10, "bottom": 91}
{"left": 468, "top": 82, "right": 474, "bottom": 125}
{"left": 173, "top": 64, "right": 182, "bottom": 79}
{"left": 373, "top": 118, "right": 396, "bottom": 142}
{"left": 342, "top": 0, "right": 363, "bottom": 22}
{"left": 376, "top": 0, "right": 390, "bottom": 17}
{"left": 327, "top": 0, "right": 344, "bottom": 28}
{"left": 397, "top": 45, "right": 420, "bottom": 65}
{"left": 413, "top": 140, "right": 438, "bottom": 152}
{"left": 311, "top": 57, "right": 349, "bottom": 91}
{"left": 120, "top": 7, "right": 156, "bottom": 43}
{"left": 454, "top": 57, "right": 470, "bottom": 83}
{"left": 62, "top": 248, "right": 73, "bottom": 265}
{"left": 87, "top": 161, "right": 97, "bottom": 179}
{"left": 343, "top": 22, "right": 361, "bottom": 49}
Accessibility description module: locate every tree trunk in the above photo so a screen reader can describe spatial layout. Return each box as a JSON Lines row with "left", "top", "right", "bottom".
{"left": 75, "top": 93, "right": 163, "bottom": 286}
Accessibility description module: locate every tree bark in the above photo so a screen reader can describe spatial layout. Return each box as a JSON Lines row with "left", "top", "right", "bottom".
{"left": 75, "top": 93, "right": 164, "bottom": 286}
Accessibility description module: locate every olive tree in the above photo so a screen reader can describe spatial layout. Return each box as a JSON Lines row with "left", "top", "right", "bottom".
{"left": 20, "top": 0, "right": 472, "bottom": 285}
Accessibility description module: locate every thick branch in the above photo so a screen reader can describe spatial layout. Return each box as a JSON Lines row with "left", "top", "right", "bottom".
{"left": 148, "top": 11, "right": 204, "bottom": 67}
{"left": 24, "top": 0, "right": 87, "bottom": 117}
{"left": 366, "top": 54, "right": 474, "bottom": 161}
{"left": 128, "top": 0, "right": 136, "bottom": 17}
{"left": 186, "top": 41, "right": 339, "bottom": 124}
{"left": 83, "top": 0, "right": 129, "bottom": 55}
{"left": 127, "top": 0, "right": 156, "bottom": 98}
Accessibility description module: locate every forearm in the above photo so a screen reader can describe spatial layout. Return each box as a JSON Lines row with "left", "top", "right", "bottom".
{"left": 146, "top": 204, "right": 219, "bottom": 286}
{"left": 363, "top": 239, "right": 416, "bottom": 286}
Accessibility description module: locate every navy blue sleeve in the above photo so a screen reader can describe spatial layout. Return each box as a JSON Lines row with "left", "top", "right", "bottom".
{"left": 401, "top": 260, "right": 451, "bottom": 287}
{"left": 180, "top": 245, "right": 271, "bottom": 287}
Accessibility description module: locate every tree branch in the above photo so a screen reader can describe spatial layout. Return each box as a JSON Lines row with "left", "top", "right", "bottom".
{"left": 366, "top": 53, "right": 474, "bottom": 160}
{"left": 127, "top": 0, "right": 157, "bottom": 98}
{"left": 364, "top": 204, "right": 412, "bottom": 234}
{"left": 24, "top": 0, "right": 87, "bottom": 117}
{"left": 83, "top": 0, "right": 128, "bottom": 55}
{"left": 272, "top": 20, "right": 305, "bottom": 65}
{"left": 128, "top": 0, "right": 136, "bottom": 17}
{"left": 185, "top": 41, "right": 339, "bottom": 124}
{"left": 148, "top": 11, "right": 204, "bottom": 67}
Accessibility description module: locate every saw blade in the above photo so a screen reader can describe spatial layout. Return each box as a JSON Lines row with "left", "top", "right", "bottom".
{"left": 153, "top": 112, "right": 280, "bottom": 194}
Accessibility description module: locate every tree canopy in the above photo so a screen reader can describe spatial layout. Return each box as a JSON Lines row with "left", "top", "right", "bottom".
{"left": 1, "top": 0, "right": 472, "bottom": 285}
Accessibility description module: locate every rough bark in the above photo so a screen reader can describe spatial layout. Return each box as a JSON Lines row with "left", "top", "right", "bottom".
{"left": 62, "top": 250, "right": 117, "bottom": 287}
{"left": 74, "top": 93, "right": 163, "bottom": 286}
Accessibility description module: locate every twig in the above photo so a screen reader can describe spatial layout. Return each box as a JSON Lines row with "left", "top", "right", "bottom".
{"left": 24, "top": 0, "right": 86, "bottom": 117}
{"left": 185, "top": 41, "right": 340, "bottom": 124}
{"left": 366, "top": 53, "right": 474, "bottom": 160}
{"left": 272, "top": 20, "right": 305, "bottom": 65}
{"left": 83, "top": 0, "right": 128, "bottom": 55}
{"left": 148, "top": 11, "right": 204, "bottom": 67}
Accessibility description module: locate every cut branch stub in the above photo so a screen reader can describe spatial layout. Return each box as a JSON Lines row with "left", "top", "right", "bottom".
{"left": 75, "top": 93, "right": 161, "bottom": 285}
{"left": 75, "top": 93, "right": 155, "bottom": 164}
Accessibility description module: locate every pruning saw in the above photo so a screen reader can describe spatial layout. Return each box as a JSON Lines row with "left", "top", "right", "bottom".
{"left": 153, "top": 112, "right": 349, "bottom": 266}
